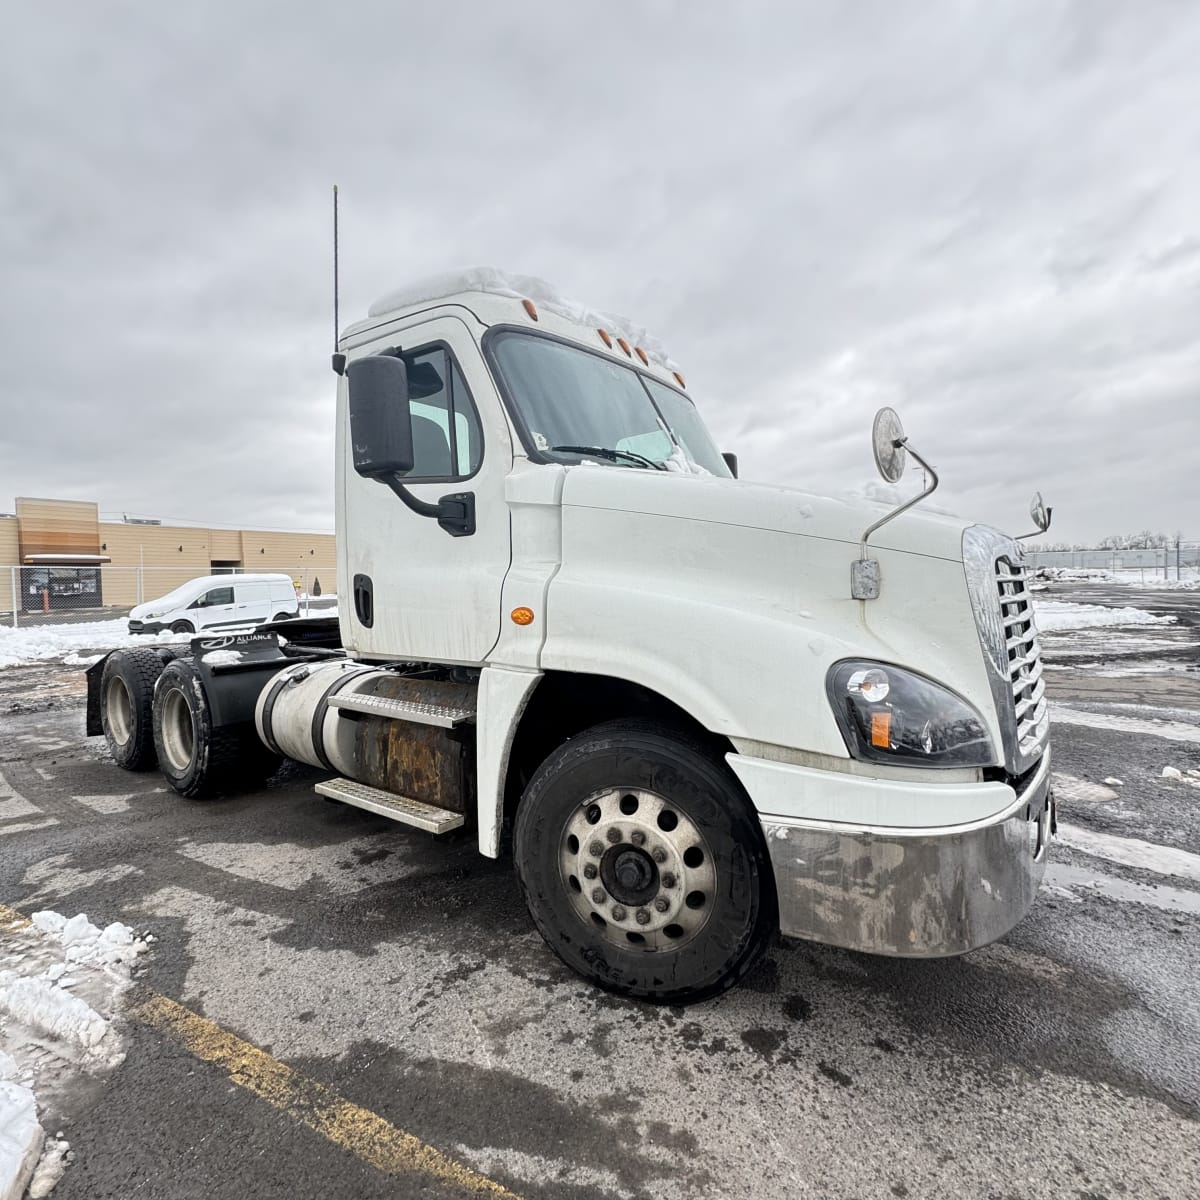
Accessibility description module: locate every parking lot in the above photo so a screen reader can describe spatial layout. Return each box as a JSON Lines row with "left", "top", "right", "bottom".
{"left": 2, "top": 582, "right": 1198, "bottom": 1200}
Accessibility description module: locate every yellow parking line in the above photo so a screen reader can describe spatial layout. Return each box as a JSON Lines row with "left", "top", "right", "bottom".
{"left": 1, "top": 903, "right": 519, "bottom": 1198}
{"left": 0, "top": 902, "right": 31, "bottom": 931}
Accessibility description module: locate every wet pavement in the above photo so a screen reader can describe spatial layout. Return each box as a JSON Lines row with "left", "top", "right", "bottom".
{"left": 1, "top": 582, "right": 1198, "bottom": 1199}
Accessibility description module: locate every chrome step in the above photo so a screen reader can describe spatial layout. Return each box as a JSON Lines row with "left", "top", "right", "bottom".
{"left": 328, "top": 692, "right": 476, "bottom": 728}
{"left": 314, "top": 777, "right": 464, "bottom": 833}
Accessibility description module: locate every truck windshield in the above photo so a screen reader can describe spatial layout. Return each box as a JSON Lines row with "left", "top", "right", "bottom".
{"left": 488, "top": 331, "right": 731, "bottom": 476}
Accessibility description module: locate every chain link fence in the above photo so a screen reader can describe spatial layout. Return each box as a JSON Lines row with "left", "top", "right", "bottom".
{"left": 1, "top": 565, "right": 337, "bottom": 628}
{"left": 1023, "top": 541, "right": 1200, "bottom": 581}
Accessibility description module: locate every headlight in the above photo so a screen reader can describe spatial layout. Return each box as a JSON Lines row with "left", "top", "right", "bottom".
{"left": 826, "top": 660, "right": 995, "bottom": 769}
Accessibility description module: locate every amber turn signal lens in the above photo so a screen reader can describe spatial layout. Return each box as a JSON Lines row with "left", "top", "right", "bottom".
{"left": 522, "top": 299, "right": 538, "bottom": 320}
{"left": 597, "top": 328, "right": 613, "bottom": 348}
{"left": 510, "top": 607, "right": 535, "bottom": 626}
{"left": 870, "top": 711, "right": 891, "bottom": 748}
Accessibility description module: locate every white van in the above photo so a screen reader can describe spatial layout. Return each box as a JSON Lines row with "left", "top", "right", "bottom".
{"left": 128, "top": 574, "right": 299, "bottom": 635}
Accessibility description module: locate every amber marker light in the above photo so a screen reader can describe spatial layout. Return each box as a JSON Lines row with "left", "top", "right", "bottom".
{"left": 597, "top": 328, "right": 613, "bottom": 347}
{"left": 870, "top": 711, "right": 892, "bottom": 748}
{"left": 510, "top": 607, "right": 535, "bottom": 626}
{"left": 673, "top": 371, "right": 686, "bottom": 388}
{"left": 522, "top": 299, "right": 539, "bottom": 320}
{"left": 635, "top": 347, "right": 649, "bottom": 365}
{"left": 616, "top": 337, "right": 632, "bottom": 356}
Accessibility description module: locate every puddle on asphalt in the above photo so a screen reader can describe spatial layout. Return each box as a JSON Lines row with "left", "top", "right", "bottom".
{"left": 1044, "top": 862, "right": 1200, "bottom": 917}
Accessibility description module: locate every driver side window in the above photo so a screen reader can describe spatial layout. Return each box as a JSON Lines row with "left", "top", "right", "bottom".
{"left": 192, "top": 586, "right": 233, "bottom": 609}
{"left": 396, "top": 347, "right": 483, "bottom": 481}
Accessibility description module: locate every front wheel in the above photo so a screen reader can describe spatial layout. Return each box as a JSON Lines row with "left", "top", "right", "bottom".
{"left": 514, "top": 720, "right": 775, "bottom": 1004}
{"left": 170, "top": 620, "right": 194, "bottom": 635}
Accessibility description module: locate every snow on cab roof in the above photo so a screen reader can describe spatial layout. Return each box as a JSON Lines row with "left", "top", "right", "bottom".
{"left": 365, "top": 266, "right": 680, "bottom": 371}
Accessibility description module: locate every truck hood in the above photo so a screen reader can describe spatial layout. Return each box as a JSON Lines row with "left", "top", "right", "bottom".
{"left": 559, "top": 468, "right": 973, "bottom": 563}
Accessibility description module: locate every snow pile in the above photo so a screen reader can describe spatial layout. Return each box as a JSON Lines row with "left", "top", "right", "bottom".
{"left": 661, "top": 445, "right": 711, "bottom": 476}
{"left": 1032, "top": 599, "right": 1175, "bottom": 632}
{"left": 0, "top": 1054, "right": 42, "bottom": 1200}
{"left": 366, "top": 267, "right": 681, "bottom": 369}
{"left": 0, "top": 912, "right": 150, "bottom": 1200}
{"left": 0, "top": 619, "right": 192, "bottom": 670}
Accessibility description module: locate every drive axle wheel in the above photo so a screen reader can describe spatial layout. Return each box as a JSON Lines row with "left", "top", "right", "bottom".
{"left": 152, "top": 660, "right": 280, "bottom": 799}
{"left": 100, "top": 648, "right": 168, "bottom": 770}
{"left": 515, "top": 720, "right": 775, "bottom": 1004}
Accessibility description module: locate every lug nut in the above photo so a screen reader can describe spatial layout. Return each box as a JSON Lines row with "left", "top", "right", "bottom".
{"left": 636, "top": 909, "right": 651, "bottom": 925}
{"left": 654, "top": 897, "right": 669, "bottom": 913}
{"left": 630, "top": 831, "right": 646, "bottom": 847}
{"left": 611, "top": 905, "right": 627, "bottom": 921}
{"left": 606, "top": 827, "right": 622, "bottom": 844}
{"left": 591, "top": 887, "right": 606, "bottom": 904}
{"left": 583, "top": 863, "right": 597, "bottom": 879}
{"left": 652, "top": 847, "right": 668, "bottom": 863}
{"left": 661, "top": 872, "right": 676, "bottom": 889}
{"left": 589, "top": 840, "right": 605, "bottom": 857}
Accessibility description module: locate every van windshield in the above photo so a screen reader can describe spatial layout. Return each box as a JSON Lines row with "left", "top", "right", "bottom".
{"left": 488, "top": 331, "right": 730, "bottom": 476}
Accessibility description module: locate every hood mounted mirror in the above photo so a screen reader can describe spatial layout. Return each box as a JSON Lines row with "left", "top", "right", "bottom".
{"left": 1015, "top": 490, "right": 1053, "bottom": 540}
{"left": 852, "top": 407, "right": 940, "bottom": 601}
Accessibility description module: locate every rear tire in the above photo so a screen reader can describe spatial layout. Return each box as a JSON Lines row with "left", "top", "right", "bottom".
{"left": 170, "top": 620, "right": 194, "bottom": 635}
{"left": 514, "top": 719, "right": 775, "bottom": 1004}
{"left": 152, "top": 660, "right": 281, "bottom": 799}
{"left": 100, "top": 649, "right": 166, "bottom": 770}
{"left": 272, "top": 612, "right": 291, "bottom": 623}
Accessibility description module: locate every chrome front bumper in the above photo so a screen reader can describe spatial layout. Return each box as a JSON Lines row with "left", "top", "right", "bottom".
{"left": 753, "top": 755, "right": 1054, "bottom": 957}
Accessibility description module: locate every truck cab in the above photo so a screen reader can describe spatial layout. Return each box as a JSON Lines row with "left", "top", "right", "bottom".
{"left": 91, "top": 267, "right": 1053, "bottom": 1003}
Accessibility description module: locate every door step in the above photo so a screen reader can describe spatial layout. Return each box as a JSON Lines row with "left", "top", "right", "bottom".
{"left": 314, "top": 778, "right": 465, "bottom": 833}
{"left": 328, "top": 692, "right": 476, "bottom": 728}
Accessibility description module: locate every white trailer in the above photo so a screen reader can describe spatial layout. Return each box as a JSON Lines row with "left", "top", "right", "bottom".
{"left": 87, "top": 268, "right": 1054, "bottom": 1003}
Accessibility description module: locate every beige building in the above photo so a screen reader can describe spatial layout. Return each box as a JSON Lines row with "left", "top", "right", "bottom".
{"left": 1, "top": 497, "right": 336, "bottom": 614}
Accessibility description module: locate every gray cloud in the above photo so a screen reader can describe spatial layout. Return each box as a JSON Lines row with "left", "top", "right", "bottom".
{"left": 3, "top": 0, "right": 1198, "bottom": 542}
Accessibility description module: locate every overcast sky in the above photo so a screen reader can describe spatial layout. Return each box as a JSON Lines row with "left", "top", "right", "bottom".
{"left": 3, "top": 1, "right": 1199, "bottom": 544}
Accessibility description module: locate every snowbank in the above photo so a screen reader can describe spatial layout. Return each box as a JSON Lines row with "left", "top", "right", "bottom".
{"left": 0, "top": 912, "right": 150, "bottom": 1200}
{"left": 1032, "top": 599, "right": 1175, "bottom": 632}
{"left": 0, "top": 619, "right": 192, "bottom": 670}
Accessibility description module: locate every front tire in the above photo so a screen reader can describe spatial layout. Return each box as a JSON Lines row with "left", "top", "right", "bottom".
{"left": 152, "top": 660, "right": 280, "bottom": 799}
{"left": 170, "top": 620, "right": 194, "bottom": 635}
{"left": 100, "top": 649, "right": 167, "bottom": 770}
{"left": 514, "top": 720, "right": 775, "bottom": 1004}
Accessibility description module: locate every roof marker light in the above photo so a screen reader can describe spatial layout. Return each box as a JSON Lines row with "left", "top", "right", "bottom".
{"left": 597, "top": 328, "right": 613, "bottom": 348}
{"left": 635, "top": 347, "right": 649, "bottom": 365}
{"left": 522, "top": 299, "right": 539, "bottom": 321}
{"left": 673, "top": 371, "right": 686, "bottom": 388}
{"left": 616, "top": 337, "right": 632, "bottom": 357}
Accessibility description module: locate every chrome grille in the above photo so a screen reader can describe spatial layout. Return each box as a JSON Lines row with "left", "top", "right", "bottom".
{"left": 995, "top": 557, "right": 1049, "bottom": 760}
{"left": 962, "top": 525, "right": 1050, "bottom": 775}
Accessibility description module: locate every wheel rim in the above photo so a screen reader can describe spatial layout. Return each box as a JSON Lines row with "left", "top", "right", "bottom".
{"left": 559, "top": 788, "right": 717, "bottom": 951}
{"left": 105, "top": 676, "right": 133, "bottom": 745}
{"left": 160, "top": 687, "right": 196, "bottom": 772}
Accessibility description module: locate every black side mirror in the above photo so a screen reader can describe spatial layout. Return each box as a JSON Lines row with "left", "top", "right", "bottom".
{"left": 722, "top": 451, "right": 739, "bottom": 478}
{"left": 347, "top": 356, "right": 414, "bottom": 477}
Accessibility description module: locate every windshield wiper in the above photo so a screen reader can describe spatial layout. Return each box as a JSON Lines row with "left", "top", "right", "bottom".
{"left": 550, "top": 445, "right": 666, "bottom": 471}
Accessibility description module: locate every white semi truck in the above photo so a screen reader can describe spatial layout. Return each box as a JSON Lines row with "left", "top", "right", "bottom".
{"left": 87, "top": 268, "right": 1054, "bottom": 1003}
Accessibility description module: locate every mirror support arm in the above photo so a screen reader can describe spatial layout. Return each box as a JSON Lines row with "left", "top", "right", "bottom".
{"left": 858, "top": 441, "right": 940, "bottom": 558}
{"left": 1015, "top": 507, "right": 1053, "bottom": 541}
{"left": 377, "top": 473, "right": 440, "bottom": 518}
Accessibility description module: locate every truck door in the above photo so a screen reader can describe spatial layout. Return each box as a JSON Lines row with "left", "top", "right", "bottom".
{"left": 339, "top": 316, "right": 513, "bottom": 665}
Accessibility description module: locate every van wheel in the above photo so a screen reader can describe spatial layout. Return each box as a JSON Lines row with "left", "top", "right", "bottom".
{"left": 100, "top": 649, "right": 167, "bottom": 770}
{"left": 170, "top": 620, "right": 194, "bottom": 635}
{"left": 272, "top": 613, "right": 291, "bottom": 623}
{"left": 514, "top": 720, "right": 775, "bottom": 1004}
{"left": 152, "top": 660, "right": 281, "bottom": 799}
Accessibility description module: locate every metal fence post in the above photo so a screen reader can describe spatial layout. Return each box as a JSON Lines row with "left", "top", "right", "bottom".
{"left": 10, "top": 566, "right": 16, "bottom": 629}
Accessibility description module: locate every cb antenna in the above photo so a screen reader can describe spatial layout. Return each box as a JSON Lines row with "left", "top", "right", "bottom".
{"left": 331, "top": 184, "right": 346, "bottom": 376}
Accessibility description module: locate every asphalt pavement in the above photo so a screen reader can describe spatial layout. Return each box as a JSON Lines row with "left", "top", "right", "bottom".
{"left": 1, "top": 583, "right": 1198, "bottom": 1199}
